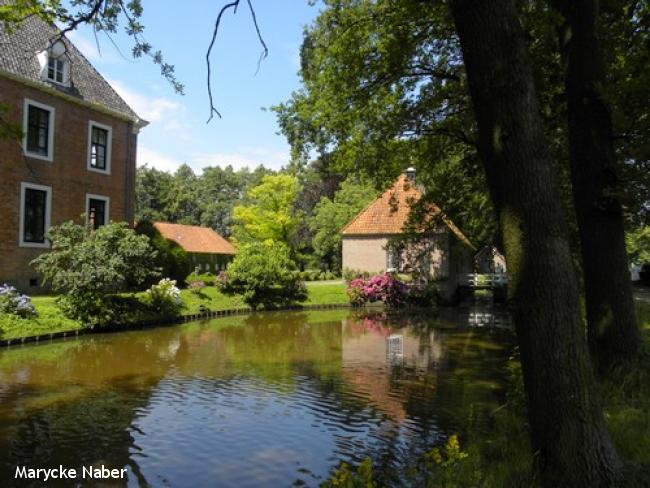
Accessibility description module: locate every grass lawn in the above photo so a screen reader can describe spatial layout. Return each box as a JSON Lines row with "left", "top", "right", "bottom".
{"left": 0, "top": 281, "right": 350, "bottom": 341}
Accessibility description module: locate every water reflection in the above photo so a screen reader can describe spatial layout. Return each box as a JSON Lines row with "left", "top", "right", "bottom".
{"left": 0, "top": 307, "right": 513, "bottom": 487}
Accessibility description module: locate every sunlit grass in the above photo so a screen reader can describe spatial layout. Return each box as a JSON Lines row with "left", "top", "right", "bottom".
{"left": 0, "top": 281, "right": 350, "bottom": 341}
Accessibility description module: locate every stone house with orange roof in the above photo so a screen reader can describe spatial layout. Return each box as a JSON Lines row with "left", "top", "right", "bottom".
{"left": 341, "top": 169, "right": 475, "bottom": 299}
{"left": 153, "top": 222, "right": 236, "bottom": 274}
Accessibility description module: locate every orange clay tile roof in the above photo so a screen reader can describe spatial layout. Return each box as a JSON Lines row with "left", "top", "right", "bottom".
{"left": 341, "top": 174, "right": 474, "bottom": 248}
{"left": 153, "top": 222, "right": 236, "bottom": 255}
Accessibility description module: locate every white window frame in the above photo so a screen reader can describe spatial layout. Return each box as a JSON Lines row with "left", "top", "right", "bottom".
{"left": 87, "top": 121, "right": 113, "bottom": 175}
{"left": 85, "top": 193, "right": 110, "bottom": 228}
{"left": 19, "top": 182, "right": 52, "bottom": 248}
{"left": 46, "top": 56, "right": 67, "bottom": 84}
{"left": 23, "top": 99, "right": 55, "bottom": 162}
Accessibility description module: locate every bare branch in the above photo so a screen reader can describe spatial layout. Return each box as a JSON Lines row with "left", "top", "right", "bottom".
{"left": 246, "top": 0, "right": 268, "bottom": 75}
{"left": 206, "top": 0, "right": 269, "bottom": 122}
{"left": 206, "top": 1, "right": 240, "bottom": 122}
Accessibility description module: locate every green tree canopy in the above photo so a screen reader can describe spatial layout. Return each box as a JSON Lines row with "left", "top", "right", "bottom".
{"left": 309, "top": 177, "right": 376, "bottom": 272}
{"left": 232, "top": 174, "right": 303, "bottom": 249}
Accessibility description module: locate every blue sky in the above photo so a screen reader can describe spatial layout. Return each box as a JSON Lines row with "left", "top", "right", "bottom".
{"left": 67, "top": 1, "right": 319, "bottom": 173}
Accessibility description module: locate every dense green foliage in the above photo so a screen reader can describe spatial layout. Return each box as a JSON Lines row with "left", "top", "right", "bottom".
{"left": 627, "top": 226, "right": 650, "bottom": 265}
{"left": 273, "top": 0, "right": 648, "bottom": 248}
{"left": 136, "top": 164, "right": 273, "bottom": 237}
{"left": 31, "top": 221, "right": 158, "bottom": 326}
{"left": 310, "top": 177, "right": 377, "bottom": 272}
{"left": 220, "top": 242, "right": 307, "bottom": 310}
{"left": 135, "top": 220, "right": 191, "bottom": 284}
{"left": 231, "top": 174, "right": 303, "bottom": 248}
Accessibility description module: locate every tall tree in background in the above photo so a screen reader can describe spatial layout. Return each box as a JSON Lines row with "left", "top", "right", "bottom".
{"left": 449, "top": 0, "right": 622, "bottom": 485}
{"left": 556, "top": 0, "right": 640, "bottom": 371}
{"left": 310, "top": 177, "right": 377, "bottom": 272}
{"left": 231, "top": 174, "right": 303, "bottom": 252}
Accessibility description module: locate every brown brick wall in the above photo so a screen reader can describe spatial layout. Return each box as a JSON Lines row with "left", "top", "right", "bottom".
{"left": 0, "top": 76, "right": 138, "bottom": 291}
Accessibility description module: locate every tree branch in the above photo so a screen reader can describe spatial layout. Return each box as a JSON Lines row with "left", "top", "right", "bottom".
{"left": 206, "top": 0, "right": 268, "bottom": 122}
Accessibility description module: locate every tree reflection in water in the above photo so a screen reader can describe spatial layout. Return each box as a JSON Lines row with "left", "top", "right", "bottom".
{"left": 0, "top": 307, "right": 514, "bottom": 487}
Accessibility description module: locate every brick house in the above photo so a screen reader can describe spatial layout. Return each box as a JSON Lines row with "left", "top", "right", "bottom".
{"left": 0, "top": 15, "right": 147, "bottom": 291}
{"left": 154, "top": 222, "right": 236, "bottom": 274}
{"left": 341, "top": 169, "right": 475, "bottom": 299}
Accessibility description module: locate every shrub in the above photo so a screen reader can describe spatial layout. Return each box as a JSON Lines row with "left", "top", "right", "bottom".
{"left": 135, "top": 221, "right": 191, "bottom": 285}
{"left": 347, "top": 278, "right": 368, "bottom": 306}
{"left": 220, "top": 242, "right": 307, "bottom": 310}
{"left": 145, "top": 278, "right": 182, "bottom": 316}
{"left": 31, "top": 221, "right": 159, "bottom": 327}
{"left": 187, "top": 280, "right": 206, "bottom": 290}
{"left": 0, "top": 284, "right": 37, "bottom": 318}
{"left": 342, "top": 267, "right": 371, "bottom": 283}
{"left": 407, "top": 282, "right": 440, "bottom": 307}
{"left": 186, "top": 272, "right": 217, "bottom": 286}
{"left": 345, "top": 273, "right": 409, "bottom": 308}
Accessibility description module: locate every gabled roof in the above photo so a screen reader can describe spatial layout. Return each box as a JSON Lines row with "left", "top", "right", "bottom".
{"left": 154, "top": 222, "right": 236, "bottom": 255}
{"left": 0, "top": 9, "right": 143, "bottom": 123}
{"left": 341, "top": 173, "right": 473, "bottom": 247}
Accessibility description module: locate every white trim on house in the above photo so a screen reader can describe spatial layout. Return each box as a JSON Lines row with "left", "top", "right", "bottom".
{"left": 86, "top": 120, "right": 113, "bottom": 175}
{"left": 19, "top": 182, "right": 52, "bottom": 248}
{"left": 22, "top": 98, "right": 55, "bottom": 162}
{"left": 85, "top": 193, "right": 110, "bottom": 227}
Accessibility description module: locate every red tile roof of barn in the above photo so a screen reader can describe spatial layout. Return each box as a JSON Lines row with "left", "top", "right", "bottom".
{"left": 340, "top": 174, "right": 473, "bottom": 247}
{"left": 153, "top": 222, "right": 236, "bottom": 255}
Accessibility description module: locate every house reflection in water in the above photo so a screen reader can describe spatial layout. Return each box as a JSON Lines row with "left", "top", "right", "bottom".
{"left": 386, "top": 334, "right": 404, "bottom": 366}
{"left": 341, "top": 315, "right": 444, "bottom": 422}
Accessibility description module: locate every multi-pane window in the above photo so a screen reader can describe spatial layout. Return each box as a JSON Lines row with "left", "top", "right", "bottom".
{"left": 47, "top": 56, "right": 65, "bottom": 84}
{"left": 26, "top": 105, "right": 50, "bottom": 156}
{"left": 87, "top": 122, "right": 112, "bottom": 173}
{"left": 20, "top": 183, "right": 51, "bottom": 248}
{"left": 90, "top": 126, "right": 108, "bottom": 170}
{"left": 23, "top": 99, "right": 54, "bottom": 161}
{"left": 86, "top": 195, "right": 109, "bottom": 229}
{"left": 23, "top": 188, "right": 47, "bottom": 243}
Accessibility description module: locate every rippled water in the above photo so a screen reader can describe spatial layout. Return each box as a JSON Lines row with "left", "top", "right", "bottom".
{"left": 0, "top": 307, "right": 513, "bottom": 487}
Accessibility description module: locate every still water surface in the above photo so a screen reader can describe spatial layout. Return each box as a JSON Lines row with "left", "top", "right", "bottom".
{"left": 0, "top": 307, "right": 513, "bottom": 487}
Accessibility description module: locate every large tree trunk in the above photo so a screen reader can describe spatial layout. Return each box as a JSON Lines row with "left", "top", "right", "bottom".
{"left": 449, "top": 1, "right": 623, "bottom": 486}
{"left": 559, "top": 0, "right": 640, "bottom": 373}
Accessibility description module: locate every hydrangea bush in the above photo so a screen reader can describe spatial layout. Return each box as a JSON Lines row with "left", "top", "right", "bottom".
{"left": 0, "top": 284, "right": 37, "bottom": 318}
{"left": 346, "top": 273, "right": 409, "bottom": 308}
{"left": 146, "top": 278, "right": 182, "bottom": 316}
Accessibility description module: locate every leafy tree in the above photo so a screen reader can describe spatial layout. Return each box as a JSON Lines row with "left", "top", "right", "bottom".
{"left": 309, "top": 177, "right": 376, "bottom": 272}
{"left": 135, "top": 221, "right": 191, "bottom": 285}
{"left": 135, "top": 164, "right": 175, "bottom": 222}
{"left": 232, "top": 174, "right": 303, "bottom": 250}
{"left": 31, "top": 221, "right": 159, "bottom": 326}
{"left": 220, "top": 242, "right": 307, "bottom": 310}
{"left": 626, "top": 226, "right": 650, "bottom": 265}
{"left": 449, "top": 0, "right": 622, "bottom": 484}
{"left": 135, "top": 163, "right": 276, "bottom": 237}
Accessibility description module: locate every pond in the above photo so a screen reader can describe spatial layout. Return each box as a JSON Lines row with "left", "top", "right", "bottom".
{"left": 0, "top": 307, "right": 514, "bottom": 487}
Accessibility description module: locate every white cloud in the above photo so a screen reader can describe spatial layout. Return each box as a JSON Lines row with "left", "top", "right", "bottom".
{"left": 137, "top": 146, "right": 183, "bottom": 173}
{"left": 107, "top": 79, "right": 189, "bottom": 132}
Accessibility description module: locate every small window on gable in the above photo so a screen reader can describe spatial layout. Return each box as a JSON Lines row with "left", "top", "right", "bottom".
{"left": 87, "top": 121, "right": 112, "bottom": 174}
{"left": 47, "top": 56, "right": 66, "bottom": 84}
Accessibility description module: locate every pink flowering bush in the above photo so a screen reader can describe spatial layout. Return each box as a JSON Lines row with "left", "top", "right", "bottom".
{"left": 346, "top": 273, "right": 409, "bottom": 308}
{"left": 347, "top": 278, "right": 367, "bottom": 305}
